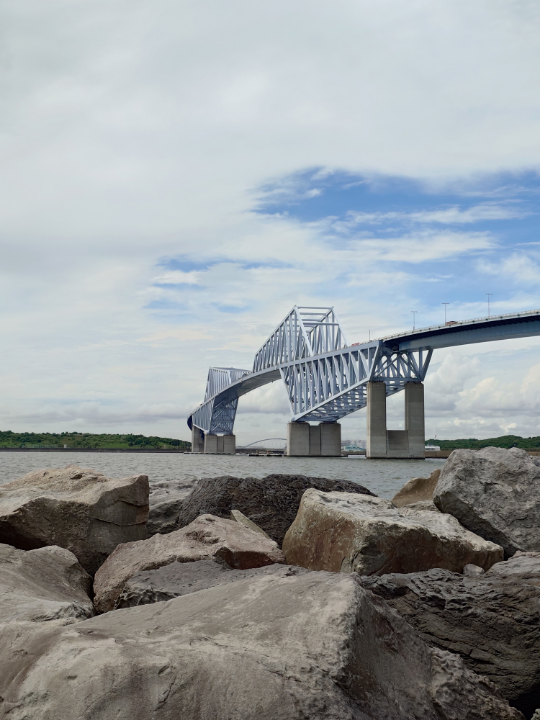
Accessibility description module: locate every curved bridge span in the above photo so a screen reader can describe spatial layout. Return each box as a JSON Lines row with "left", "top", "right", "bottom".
{"left": 187, "top": 306, "right": 540, "bottom": 458}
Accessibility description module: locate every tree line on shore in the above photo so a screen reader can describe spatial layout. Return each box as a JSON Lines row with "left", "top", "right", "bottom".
{"left": 0, "top": 430, "right": 191, "bottom": 450}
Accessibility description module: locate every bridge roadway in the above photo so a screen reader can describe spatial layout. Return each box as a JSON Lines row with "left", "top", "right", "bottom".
{"left": 187, "top": 306, "right": 540, "bottom": 458}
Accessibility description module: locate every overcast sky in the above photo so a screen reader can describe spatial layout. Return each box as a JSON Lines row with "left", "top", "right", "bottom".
{"left": 1, "top": 0, "right": 540, "bottom": 444}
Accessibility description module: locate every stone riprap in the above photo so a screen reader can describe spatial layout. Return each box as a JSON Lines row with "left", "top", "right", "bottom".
{"left": 0, "top": 465, "right": 149, "bottom": 574}
{"left": 177, "top": 474, "right": 375, "bottom": 546}
{"left": 230, "top": 508, "right": 271, "bottom": 538}
{"left": 0, "top": 568, "right": 522, "bottom": 719}
{"left": 283, "top": 489, "right": 503, "bottom": 575}
{"left": 0, "top": 542, "right": 94, "bottom": 623}
{"left": 434, "top": 447, "right": 540, "bottom": 558}
{"left": 93, "top": 513, "right": 285, "bottom": 612}
{"left": 115, "top": 559, "right": 304, "bottom": 608}
{"left": 391, "top": 468, "right": 441, "bottom": 507}
{"left": 361, "top": 553, "right": 540, "bottom": 718}
{"left": 147, "top": 478, "right": 199, "bottom": 536}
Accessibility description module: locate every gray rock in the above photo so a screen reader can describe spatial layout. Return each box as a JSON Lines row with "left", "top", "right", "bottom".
{"left": 360, "top": 552, "right": 540, "bottom": 717}
{"left": 0, "top": 465, "right": 148, "bottom": 574}
{"left": 115, "top": 559, "right": 305, "bottom": 608}
{"left": 392, "top": 468, "right": 441, "bottom": 507}
{"left": 230, "top": 508, "right": 271, "bottom": 537}
{"left": 177, "top": 473, "right": 375, "bottom": 545}
{"left": 94, "top": 513, "right": 286, "bottom": 613}
{"left": 0, "top": 568, "right": 522, "bottom": 719}
{"left": 434, "top": 447, "right": 540, "bottom": 558}
{"left": 463, "top": 563, "right": 485, "bottom": 576}
{"left": 283, "top": 489, "right": 503, "bottom": 575}
{"left": 148, "top": 478, "right": 198, "bottom": 535}
{"left": 0, "top": 542, "right": 94, "bottom": 623}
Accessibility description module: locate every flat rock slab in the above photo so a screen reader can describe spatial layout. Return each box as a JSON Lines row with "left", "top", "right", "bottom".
{"left": 392, "top": 469, "right": 441, "bottom": 507}
{"left": 283, "top": 489, "right": 503, "bottom": 575}
{"left": 0, "top": 568, "right": 522, "bottom": 719}
{"left": 361, "top": 552, "right": 540, "bottom": 718}
{"left": 434, "top": 447, "right": 540, "bottom": 558}
{"left": 0, "top": 542, "right": 94, "bottom": 623}
{"left": 177, "top": 474, "right": 375, "bottom": 545}
{"left": 116, "top": 559, "right": 305, "bottom": 608}
{"left": 148, "top": 478, "right": 199, "bottom": 536}
{"left": 0, "top": 465, "right": 149, "bottom": 574}
{"left": 94, "top": 513, "right": 286, "bottom": 612}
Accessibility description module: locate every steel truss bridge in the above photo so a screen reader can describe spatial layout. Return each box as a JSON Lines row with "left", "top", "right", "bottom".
{"left": 187, "top": 306, "right": 540, "bottom": 435}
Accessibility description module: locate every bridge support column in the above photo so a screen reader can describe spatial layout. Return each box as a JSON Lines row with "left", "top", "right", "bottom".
{"left": 287, "top": 422, "right": 341, "bottom": 456}
{"left": 204, "top": 434, "right": 219, "bottom": 453}
{"left": 203, "top": 434, "right": 236, "bottom": 454}
{"left": 223, "top": 434, "right": 236, "bottom": 454}
{"left": 366, "top": 381, "right": 425, "bottom": 459}
{"left": 191, "top": 426, "right": 205, "bottom": 453}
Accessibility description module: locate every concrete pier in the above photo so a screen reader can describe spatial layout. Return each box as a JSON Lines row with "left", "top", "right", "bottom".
{"left": 287, "top": 422, "right": 341, "bottom": 457}
{"left": 202, "top": 433, "right": 236, "bottom": 454}
{"left": 366, "top": 381, "right": 425, "bottom": 459}
{"left": 191, "top": 426, "right": 205, "bottom": 453}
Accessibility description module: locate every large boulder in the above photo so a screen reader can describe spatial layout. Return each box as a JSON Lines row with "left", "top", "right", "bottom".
{"left": 0, "top": 568, "right": 522, "bottom": 719}
{"left": 392, "top": 468, "right": 441, "bottom": 507}
{"left": 94, "top": 513, "right": 285, "bottom": 612}
{"left": 283, "top": 489, "right": 503, "bottom": 575}
{"left": 177, "top": 474, "right": 375, "bottom": 545}
{"left": 148, "top": 478, "right": 198, "bottom": 536}
{"left": 0, "top": 465, "right": 149, "bottom": 574}
{"left": 115, "top": 559, "right": 307, "bottom": 608}
{"left": 434, "top": 447, "right": 540, "bottom": 557}
{"left": 361, "top": 552, "right": 540, "bottom": 718}
{"left": 0, "top": 542, "right": 94, "bottom": 623}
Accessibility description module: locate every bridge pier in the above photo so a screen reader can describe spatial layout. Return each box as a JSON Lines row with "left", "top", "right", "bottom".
{"left": 366, "top": 381, "right": 425, "bottom": 459}
{"left": 287, "top": 422, "right": 341, "bottom": 457}
{"left": 203, "top": 433, "right": 236, "bottom": 454}
{"left": 191, "top": 426, "right": 205, "bottom": 453}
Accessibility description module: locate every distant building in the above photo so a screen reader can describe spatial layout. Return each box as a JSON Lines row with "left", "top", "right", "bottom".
{"left": 425, "top": 444, "right": 440, "bottom": 451}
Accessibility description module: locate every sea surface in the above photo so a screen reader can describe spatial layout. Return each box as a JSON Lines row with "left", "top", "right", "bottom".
{"left": 0, "top": 452, "right": 445, "bottom": 499}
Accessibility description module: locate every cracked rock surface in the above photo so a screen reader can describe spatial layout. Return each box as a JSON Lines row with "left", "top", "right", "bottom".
{"left": 0, "top": 567, "right": 523, "bottom": 719}
{"left": 283, "top": 489, "right": 503, "bottom": 575}
{"left": 360, "top": 552, "right": 540, "bottom": 718}
{"left": 0, "top": 465, "right": 148, "bottom": 574}
{"left": 0, "top": 542, "right": 94, "bottom": 623}
{"left": 434, "top": 447, "right": 540, "bottom": 558}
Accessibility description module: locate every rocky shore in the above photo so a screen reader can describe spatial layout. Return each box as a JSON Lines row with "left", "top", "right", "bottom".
{"left": 0, "top": 447, "right": 539, "bottom": 718}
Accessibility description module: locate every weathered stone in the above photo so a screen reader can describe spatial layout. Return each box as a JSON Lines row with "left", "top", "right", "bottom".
{"left": 463, "top": 563, "right": 484, "bottom": 576}
{"left": 148, "top": 478, "right": 198, "bottom": 536}
{"left": 434, "top": 447, "right": 540, "bottom": 558}
{"left": 283, "top": 489, "right": 503, "bottom": 575}
{"left": 0, "top": 465, "right": 148, "bottom": 574}
{"left": 94, "top": 513, "right": 285, "bottom": 612}
{"left": 0, "top": 568, "right": 522, "bottom": 719}
{"left": 361, "top": 552, "right": 540, "bottom": 718}
{"left": 230, "top": 508, "right": 271, "bottom": 538}
{"left": 177, "top": 473, "right": 375, "bottom": 545}
{"left": 392, "top": 468, "right": 441, "bottom": 507}
{"left": 115, "top": 559, "right": 306, "bottom": 608}
{"left": 0, "top": 542, "right": 94, "bottom": 623}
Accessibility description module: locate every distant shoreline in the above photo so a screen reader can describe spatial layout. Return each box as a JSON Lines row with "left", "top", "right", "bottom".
{"left": 0, "top": 448, "right": 191, "bottom": 454}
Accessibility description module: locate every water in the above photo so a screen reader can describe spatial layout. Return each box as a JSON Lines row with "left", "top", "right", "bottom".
{"left": 0, "top": 452, "right": 445, "bottom": 499}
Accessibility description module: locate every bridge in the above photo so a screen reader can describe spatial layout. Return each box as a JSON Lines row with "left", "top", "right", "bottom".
{"left": 187, "top": 306, "right": 540, "bottom": 458}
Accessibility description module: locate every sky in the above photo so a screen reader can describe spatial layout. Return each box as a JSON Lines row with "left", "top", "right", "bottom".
{"left": 1, "top": 0, "right": 540, "bottom": 444}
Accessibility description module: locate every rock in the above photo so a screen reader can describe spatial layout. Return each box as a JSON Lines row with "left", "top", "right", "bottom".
{"left": 0, "top": 542, "right": 94, "bottom": 623}
{"left": 392, "top": 468, "right": 441, "bottom": 507}
{"left": 0, "top": 465, "right": 148, "bottom": 574}
{"left": 115, "top": 559, "right": 307, "bottom": 608}
{"left": 283, "top": 489, "right": 503, "bottom": 575}
{"left": 148, "top": 478, "right": 198, "bottom": 536}
{"left": 361, "top": 552, "right": 540, "bottom": 717}
{"left": 230, "top": 508, "right": 271, "bottom": 538}
{"left": 433, "top": 447, "right": 540, "bottom": 558}
{"left": 0, "top": 568, "right": 522, "bottom": 719}
{"left": 463, "top": 563, "right": 485, "bottom": 576}
{"left": 177, "top": 474, "right": 375, "bottom": 545}
{"left": 94, "top": 513, "right": 286, "bottom": 612}
{"left": 487, "top": 551, "right": 540, "bottom": 586}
